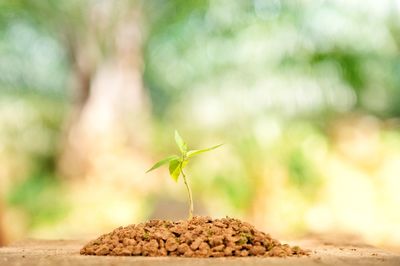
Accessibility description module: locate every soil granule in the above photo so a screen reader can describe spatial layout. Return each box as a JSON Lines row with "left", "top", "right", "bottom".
{"left": 80, "top": 216, "right": 309, "bottom": 257}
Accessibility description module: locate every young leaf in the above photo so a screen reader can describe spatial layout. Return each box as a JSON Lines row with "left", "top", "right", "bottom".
{"left": 146, "top": 155, "right": 179, "bottom": 173}
{"left": 169, "top": 159, "right": 189, "bottom": 182}
{"left": 175, "top": 130, "right": 188, "bottom": 154}
{"left": 181, "top": 159, "right": 188, "bottom": 170}
{"left": 169, "top": 158, "right": 181, "bottom": 182}
{"left": 187, "top": 144, "right": 223, "bottom": 158}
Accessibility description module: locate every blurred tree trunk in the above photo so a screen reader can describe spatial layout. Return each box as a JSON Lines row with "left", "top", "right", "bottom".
{"left": 53, "top": 1, "right": 155, "bottom": 232}
{"left": 58, "top": 1, "right": 151, "bottom": 180}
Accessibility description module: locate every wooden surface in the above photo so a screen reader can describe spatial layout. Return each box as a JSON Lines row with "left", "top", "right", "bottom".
{"left": 0, "top": 238, "right": 399, "bottom": 266}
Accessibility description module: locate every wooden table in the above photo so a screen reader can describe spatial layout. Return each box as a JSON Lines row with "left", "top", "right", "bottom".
{"left": 0, "top": 238, "right": 399, "bottom": 266}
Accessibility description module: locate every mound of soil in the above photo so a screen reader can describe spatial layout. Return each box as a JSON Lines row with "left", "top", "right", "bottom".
{"left": 80, "top": 216, "right": 308, "bottom": 257}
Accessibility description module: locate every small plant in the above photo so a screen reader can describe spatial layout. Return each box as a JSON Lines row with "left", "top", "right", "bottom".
{"left": 146, "top": 130, "right": 222, "bottom": 220}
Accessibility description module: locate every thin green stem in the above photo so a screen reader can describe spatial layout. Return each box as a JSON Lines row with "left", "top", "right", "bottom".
{"left": 180, "top": 169, "right": 193, "bottom": 220}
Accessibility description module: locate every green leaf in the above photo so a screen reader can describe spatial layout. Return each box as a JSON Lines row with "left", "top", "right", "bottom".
{"left": 169, "top": 158, "right": 181, "bottom": 182}
{"left": 175, "top": 130, "right": 188, "bottom": 154}
{"left": 168, "top": 158, "right": 189, "bottom": 182}
{"left": 181, "top": 159, "right": 188, "bottom": 170}
{"left": 146, "top": 155, "right": 179, "bottom": 173}
{"left": 187, "top": 144, "right": 223, "bottom": 158}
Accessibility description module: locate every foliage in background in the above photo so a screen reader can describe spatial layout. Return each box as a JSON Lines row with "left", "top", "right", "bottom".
{"left": 1, "top": 0, "right": 400, "bottom": 245}
{"left": 143, "top": 0, "right": 400, "bottom": 217}
{"left": 0, "top": 92, "right": 68, "bottom": 229}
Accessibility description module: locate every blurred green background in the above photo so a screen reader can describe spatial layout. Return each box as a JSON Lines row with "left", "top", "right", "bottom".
{"left": 1, "top": 0, "right": 400, "bottom": 249}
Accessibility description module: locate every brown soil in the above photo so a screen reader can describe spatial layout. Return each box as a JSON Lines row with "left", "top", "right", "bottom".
{"left": 80, "top": 216, "right": 309, "bottom": 258}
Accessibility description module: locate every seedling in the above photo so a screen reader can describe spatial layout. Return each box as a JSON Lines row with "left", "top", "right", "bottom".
{"left": 146, "top": 130, "right": 222, "bottom": 220}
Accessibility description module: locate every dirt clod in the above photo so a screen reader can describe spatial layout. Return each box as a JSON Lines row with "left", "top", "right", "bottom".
{"left": 80, "top": 216, "right": 309, "bottom": 257}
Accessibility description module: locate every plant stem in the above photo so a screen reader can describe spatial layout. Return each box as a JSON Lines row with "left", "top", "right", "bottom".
{"left": 181, "top": 169, "right": 193, "bottom": 220}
